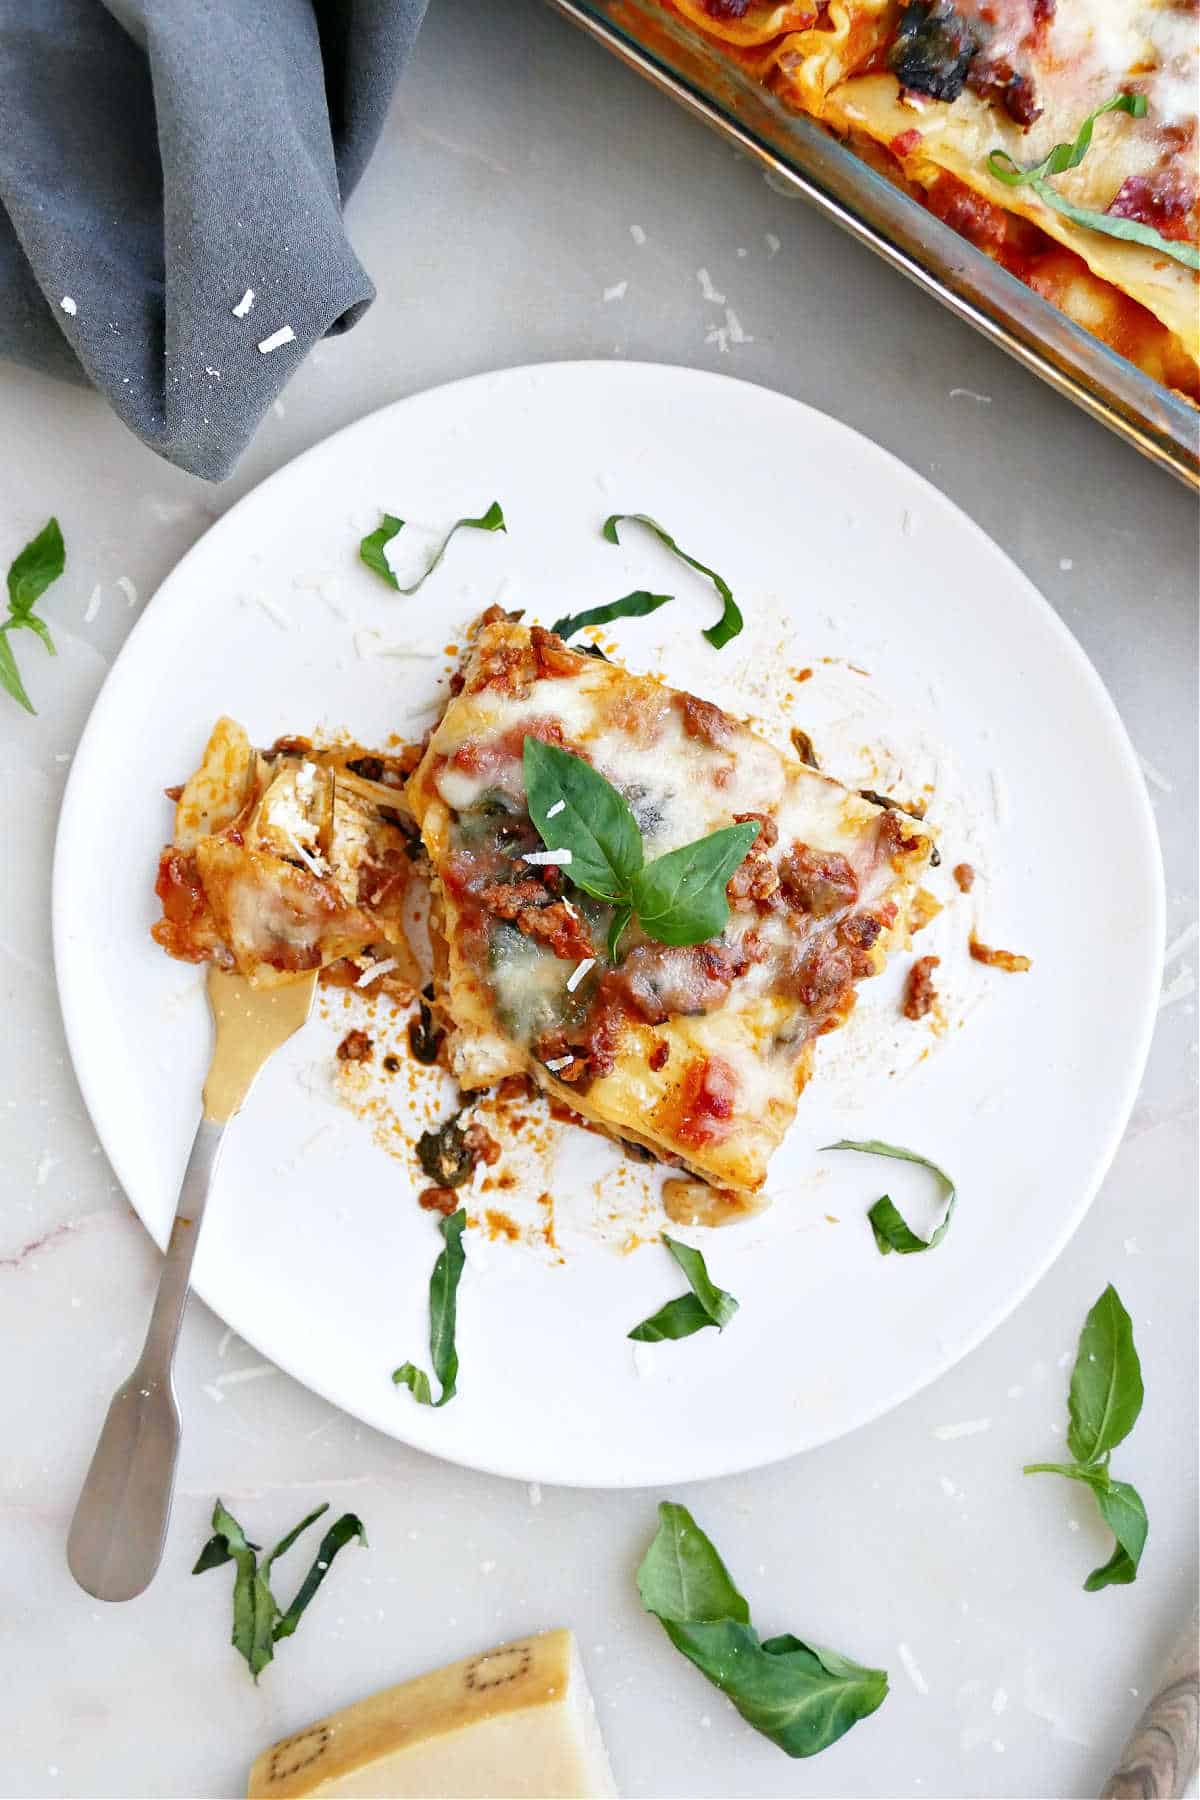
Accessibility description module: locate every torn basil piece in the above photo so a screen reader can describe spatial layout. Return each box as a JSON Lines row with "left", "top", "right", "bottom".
{"left": 550, "top": 590, "right": 674, "bottom": 640}
{"left": 823, "top": 1138, "right": 957, "bottom": 1253}
{"left": 192, "top": 1498, "right": 366, "bottom": 1681}
{"left": 629, "top": 1235, "right": 739, "bottom": 1341}
{"left": 393, "top": 1208, "right": 467, "bottom": 1408}
{"left": 602, "top": 513, "right": 743, "bottom": 647}
{"left": 359, "top": 502, "right": 506, "bottom": 594}
{"left": 637, "top": 1502, "right": 888, "bottom": 1757}
{"left": 987, "top": 92, "right": 1200, "bottom": 272}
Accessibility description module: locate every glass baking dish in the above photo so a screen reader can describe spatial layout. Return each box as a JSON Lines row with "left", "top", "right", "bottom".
{"left": 547, "top": 0, "right": 1200, "bottom": 491}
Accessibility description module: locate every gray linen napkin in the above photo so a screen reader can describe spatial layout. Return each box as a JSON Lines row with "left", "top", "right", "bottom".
{"left": 0, "top": 0, "right": 428, "bottom": 480}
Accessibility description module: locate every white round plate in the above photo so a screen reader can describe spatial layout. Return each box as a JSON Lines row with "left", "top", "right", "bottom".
{"left": 54, "top": 363, "right": 1162, "bottom": 1487}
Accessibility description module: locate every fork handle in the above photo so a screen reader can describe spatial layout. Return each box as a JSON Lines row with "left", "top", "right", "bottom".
{"left": 66, "top": 1119, "right": 224, "bottom": 1601}
{"left": 143, "top": 1117, "right": 224, "bottom": 1364}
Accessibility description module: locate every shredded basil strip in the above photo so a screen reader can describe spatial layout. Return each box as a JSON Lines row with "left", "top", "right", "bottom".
{"left": 1, "top": 517, "right": 63, "bottom": 714}
{"left": 550, "top": 590, "right": 675, "bottom": 640}
{"left": 192, "top": 1499, "right": 366, "bottom": 1681}
{"left": 393, "top": 1207, "right": 467, "bottom": 1407}
{"left": 823, "top": 1138, "right": 957, "bottom": 1253}
{"left": 987, "top": 93, "right": 1200, "bottom": 272}
{"left": 638, "top": 1502, "right": 888, "bottom": 1757}
{"left": 603, "top": 513, "right": 743, "bottom": 648}
{"left": 1023, "top": 1283, "right": 1148, "bottom": 1590}
{"left": 629, "top": 1235, "right": 739, "bottom": 1341}
{"left": 360, "top": 502, "right": 506, "bottom": 594}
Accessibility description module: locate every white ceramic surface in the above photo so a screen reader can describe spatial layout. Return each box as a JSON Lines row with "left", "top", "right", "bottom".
{"left": 52, "top": 362, "right": 1163, "bottom": 1487}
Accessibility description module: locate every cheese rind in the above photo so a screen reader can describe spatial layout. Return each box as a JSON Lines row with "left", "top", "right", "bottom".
{"left": 246, "top": 1630, "right": 617, "bottom": 1800}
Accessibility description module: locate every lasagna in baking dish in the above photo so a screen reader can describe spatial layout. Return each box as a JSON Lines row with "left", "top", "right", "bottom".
{"left": 404, "top": 614, "right": 934, "bottom": 1195}
{"left": 152, "top": 717, "right": 421, "bottom": 992}
{"left": 658, "top": 0, "right": 1200, "bottom": 398}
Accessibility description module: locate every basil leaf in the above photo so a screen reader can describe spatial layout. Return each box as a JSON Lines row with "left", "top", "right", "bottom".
{"left": 193, "top": 1499, "right": 362, "bottom": 1681}
{"left": 1025, "top": 177, "right": 1200, "bottom": 270}
{"left": 523, "top": 737, "right": 643, "bottom": 904}
{"left": 2, "top": 519, "right": 63, "bottom": 715}
{"left": 1085, "top": 1481, "right": 1148, "bottom": 1591}
{"left": 628, "top": 1293, "right": 716, "bottom": 1342}
{"left": 273, "top": 1513, "right": 369, "bottom": 1640}
{"left": 262, "top": 1504, "right": 329, "bottom": 1575}
{"left": 392, "top": 1363, "right": 433, "bottom": 1405}
{"left": 987, "top": 93, "right": 1200, "bottom": 272}
{"left": 988, "top": 93, "right": 1146, "bottom": 189}
{"left": 360, "top": 502, "right": 506, "bottom": 594}
{"left": 0, "top": 629, "right": 34, "bottom": 714}
{"left": 393, "top": 1207, "right": 467, "bottom": 1408}
{"left": 550, "top": 590, "right": 674, "bottom": 640}
{"left": 603, "top": 513, "right": 743, "bottom": 648}
{"left": 638, "top": 1503, "right": 887, "bottom": 1757}
{"left": 631, "top": 821, "right": 759, "bottom": 947}
{"left": 629, "top": 1235, "right": 739, "bottom": 1341}
{"left": 1024, "top": 1283, "right": 1147, "bottom": 1592}
{"left": 7, "top": 516, "right": 65, "bottom": 616}
{"left": 823, "top": 1139, "right": 957, "bottom": 1254}
{"left": 359, "top": 512, "right": 404, "bottom": 585}
{"left": 637, "top": 1500, "right": 750, "bottom": 1623}
{"left": 1066, "top": 1282, "right": 1144, "bottom": 1464}
{"left": 607, "top": 902, "right": 633, "bottom": 964}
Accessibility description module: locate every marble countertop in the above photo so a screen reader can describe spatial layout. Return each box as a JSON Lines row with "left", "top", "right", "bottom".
{"left": 2, "top": 2, "right": 1196, "bottom": 1796}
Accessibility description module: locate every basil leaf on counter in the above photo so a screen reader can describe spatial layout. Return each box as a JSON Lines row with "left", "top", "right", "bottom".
{"left": 629, "top": 1235, "right": 739, "bottom": 1341}
{"left": 393, "top": 1207, "right": 467, "bottom": 1408}
{"left": 1085, "top": 1481, "right": 1148, "bottom": 1591}
{"left": 1065, "top": 1281, "right": 1145, "bottom": 1464}
{"left": 823, "top": 1139, "right": 957, "bottom": 1254}
{"left": 603, "top": 513, "right": 743, "bottom": 647}
{"left": 360, "top": 501, "right": 506, "bottom": 594}
{"left": 638, "top": 1503, "right": 888, "bottom": 1757}
{"left": 987, "top": 93, "right": 1200, "bottom": 272}
{"left": 193, "top": 1498, "right": 366, "bottom": 1681}
{"left": 631, "top": 821, "right": 759, "bottom": 948}
{"left": 273, "top": 1511, "right": 370, "bottom": 1639}
{"left": 524, "top": 736, "right": 643, "bottom": 904}
{"left": 550, "top": 590, "right": 674, "bottom": 640}
{"left": 1024, "top": 1283, "right": 1148, "bottom": 1591}
{"left": 639, "top": 1500, "right": 750, "bottom": 1622}
{"left": 2, "top": 517, "right": 63, "bottom": 714}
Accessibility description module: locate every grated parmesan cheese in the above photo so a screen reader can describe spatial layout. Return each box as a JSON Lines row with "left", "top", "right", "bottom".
{"left": 566, "top": 957, "right": 596, "bottom": 993}
{"left": 232, "top": 288, "right": 256, "bottom": 318}
{"left": 257, "top": 325, "right": 295, "bottom": 354}
{"left": 543, "top": 1054, "right": 574, "bottom": 1072}
{"left": 356, "top": 958, "right": 398, "bottom": 988}
{"left": 546, "top": 800, "right": 566, "bottom": 818}
{"left": 523, "top": 848, "right": 572, "bottom": 867}
{"left": 60, "top": 295, "right": 77, "bottom": 316}
{"left": 83, "top": 584, "right": 102, "bottom": 623}
{"left": 116, "top": 575, "right": 138, "bottom": 607}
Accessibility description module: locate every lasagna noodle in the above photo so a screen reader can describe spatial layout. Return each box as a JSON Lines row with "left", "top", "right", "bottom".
{"left": 408, "top": 617, "right": 934, "bottom": 1195}
{"left": 657, "top": 0, "right": 1200, "bottom": 395}
{"left": 152, "top": 717, "right": 422, "bottom": 990}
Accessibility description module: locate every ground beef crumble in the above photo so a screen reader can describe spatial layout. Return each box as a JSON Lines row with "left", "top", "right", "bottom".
{"left": 903, "top": 954, "right": 941, "bottom": 1020}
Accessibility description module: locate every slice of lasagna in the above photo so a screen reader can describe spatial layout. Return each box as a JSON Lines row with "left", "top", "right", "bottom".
{"left": 406, "top": 613, "right": 935, "bottom": 1196}
{"left": 152, "top": 717, "right": 422, "bottom": 992}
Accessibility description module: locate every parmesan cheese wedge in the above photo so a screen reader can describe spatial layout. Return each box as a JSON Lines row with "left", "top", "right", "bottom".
{"left": 246, "top": 1630, "right": 617, "bottom": 1799}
